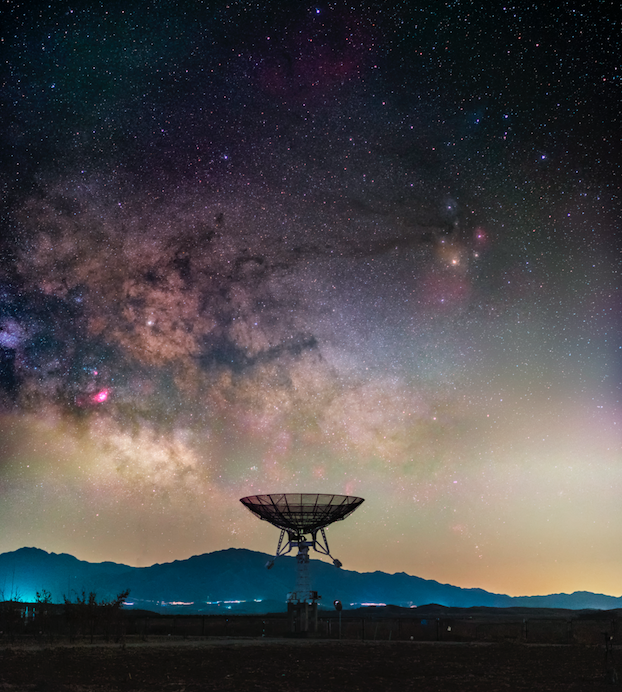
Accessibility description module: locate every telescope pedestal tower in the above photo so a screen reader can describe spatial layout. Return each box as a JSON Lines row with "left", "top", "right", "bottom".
{"left": 240, "top": 494, "right": 365, "bottom": 634}
{"left": 287, "top": 538, "right": 318, "bottom": 633}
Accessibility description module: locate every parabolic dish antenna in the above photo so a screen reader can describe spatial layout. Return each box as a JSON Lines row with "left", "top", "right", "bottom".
{"left": 240, "top": 493, "right": 365, "bottom": 633}
{"left": 240, "top": 493, "right": 364, "bottom": 535}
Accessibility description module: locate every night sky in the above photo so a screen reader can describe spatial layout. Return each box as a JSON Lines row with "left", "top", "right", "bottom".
{"left": 1, "top": 1, "right": 620, "bottom": 598}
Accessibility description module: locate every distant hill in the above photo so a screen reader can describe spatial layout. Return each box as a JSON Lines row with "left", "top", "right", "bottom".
{"left": 1, "top": 546, "right": 621, "bottom": 614}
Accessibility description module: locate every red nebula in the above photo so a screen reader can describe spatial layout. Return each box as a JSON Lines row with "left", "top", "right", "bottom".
{"left": 419, "top": 270, "right": 472, "bottom": 309}
{"left": 473, "top": 227, "right": 489, "bottom": 246}
{"left": 92, "top": 389, "right": 110, "bottom": 403}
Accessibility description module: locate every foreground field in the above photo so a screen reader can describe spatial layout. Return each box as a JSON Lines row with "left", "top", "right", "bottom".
{"left": 0, "top": 637, "right": 620, "bottom": 691}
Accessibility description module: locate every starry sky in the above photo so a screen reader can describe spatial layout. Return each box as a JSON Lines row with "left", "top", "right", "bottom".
{"left": 0, "top": 1, "right": 620, "bottom": 598}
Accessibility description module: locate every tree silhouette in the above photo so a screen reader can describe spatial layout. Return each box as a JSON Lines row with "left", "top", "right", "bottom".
{"left": 63, "top": 589, "right": 130, "bottom": 643}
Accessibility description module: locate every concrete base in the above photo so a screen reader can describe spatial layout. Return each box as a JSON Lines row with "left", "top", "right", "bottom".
{"left": 287, "top": 601, "right": 318, "bottom": 634}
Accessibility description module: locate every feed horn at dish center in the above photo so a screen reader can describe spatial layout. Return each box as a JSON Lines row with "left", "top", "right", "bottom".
{"left": 240, "top": 493, "right": 365, "bottom": 634}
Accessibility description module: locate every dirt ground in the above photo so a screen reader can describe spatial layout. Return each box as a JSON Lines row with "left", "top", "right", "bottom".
{"left": 1, "top": 637, "right": 621, "bottom": 691}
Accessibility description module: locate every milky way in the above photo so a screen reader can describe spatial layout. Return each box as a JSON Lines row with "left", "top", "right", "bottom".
{"left": 0, "top": 1, "right": 620, "bottom": 597}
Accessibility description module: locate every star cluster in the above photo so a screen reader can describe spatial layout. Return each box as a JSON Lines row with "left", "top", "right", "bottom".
{"left": 0, "top": 1, "right": 620, "bottom": 596}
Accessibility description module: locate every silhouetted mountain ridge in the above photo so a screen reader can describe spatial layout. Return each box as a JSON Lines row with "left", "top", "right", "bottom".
{"left": 1, "top": 547, "right": 621, "bottom": 613}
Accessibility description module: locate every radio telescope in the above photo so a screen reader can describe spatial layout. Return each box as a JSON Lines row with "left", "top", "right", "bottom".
{"left": 240, "top": 493, "right": 364, "bottom": 633}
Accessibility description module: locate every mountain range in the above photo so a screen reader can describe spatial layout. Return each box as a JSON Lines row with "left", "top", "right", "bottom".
{"left": 1, "top": 547, "right": 621, "bottom": 614}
